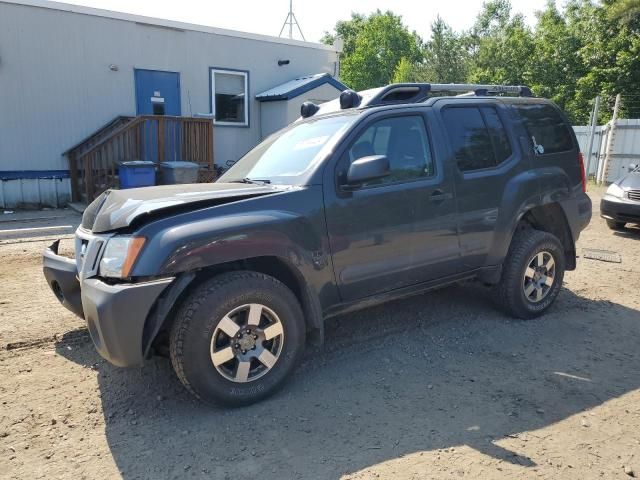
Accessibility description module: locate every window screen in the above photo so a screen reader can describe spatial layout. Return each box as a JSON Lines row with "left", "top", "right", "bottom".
{"left": 212, "top": 70, "right": 248, "bottom": 125}
{"left": 345, "top": 116, "right": 434, "bottom": 186}
{"left": 514, "top": 103, "right": 574, "bottom": 155}
{"left": 442, "top": 106, "right": 512, "bottom": 171}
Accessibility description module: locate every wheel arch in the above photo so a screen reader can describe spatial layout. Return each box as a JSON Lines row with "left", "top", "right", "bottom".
{"left": 515, "top": 203, "right": 576, "bottom": 271}
{"left": 143, "top": 255, "right": 324, "bottom": 358}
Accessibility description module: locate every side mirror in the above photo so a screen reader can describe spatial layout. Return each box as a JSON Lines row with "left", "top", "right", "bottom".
{"left": 344, "top": 155, "right": 390, "bottom": 187}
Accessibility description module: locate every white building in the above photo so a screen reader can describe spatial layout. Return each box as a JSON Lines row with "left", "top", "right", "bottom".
{"left": 0, "top": 0, "right": 346, "bottom": 207}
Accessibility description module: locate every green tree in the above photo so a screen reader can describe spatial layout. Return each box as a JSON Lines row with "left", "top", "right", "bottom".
{"left": 607, "top": 0, "right": 640, "bottom": 23}
{"left": 474, "top": 0, "right": 511, "bottom": 33}
{"left": 320, "top": 13, "right": 366, "bottom": 57}
{"left": 528, "top": 1, "right": 585, "bottom": 118}
{"left": 323, "top": 11, "right": 422, "bottom": 90}
{"left": 392, "top": 57, "right": 417, "bottom": 83}
{"left": 566, "top": 0, "right": 640, "bottom": 122}
{"left": 465, "top": 1, "right": 534, "bottom": 86}
{"left": 323, "top": 1, "right": 640, "bottom": 125}
{"left": 419, "top": 16, "right": 468, "bottom": 83}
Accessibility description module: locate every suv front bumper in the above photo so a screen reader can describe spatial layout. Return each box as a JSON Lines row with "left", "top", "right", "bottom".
{"left": 43, "top": 241, "right": 173, "bottom": 367}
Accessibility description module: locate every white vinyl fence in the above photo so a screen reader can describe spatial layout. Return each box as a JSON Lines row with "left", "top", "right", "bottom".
{"left": 574, "top": 119, "right": 640, "bottom": 183}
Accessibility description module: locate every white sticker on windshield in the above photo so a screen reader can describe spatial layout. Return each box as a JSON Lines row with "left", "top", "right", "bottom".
{"left": 293, "top": 136, "right": 330, "bottom": 150}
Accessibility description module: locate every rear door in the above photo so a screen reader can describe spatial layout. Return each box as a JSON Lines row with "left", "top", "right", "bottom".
{"left": 323, "top": 109, "right": 459, "bottom": 302}
{"left": 438, "top": 100, "right": 524, "bottom": 269}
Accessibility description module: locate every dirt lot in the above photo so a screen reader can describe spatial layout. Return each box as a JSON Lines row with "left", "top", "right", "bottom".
{"left": 1, "top": 187, "right": 639, "bottom": 480}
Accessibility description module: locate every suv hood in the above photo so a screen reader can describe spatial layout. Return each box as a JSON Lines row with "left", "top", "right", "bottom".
{"left": 83, "top": 182, "right": 286, "bottom": 233}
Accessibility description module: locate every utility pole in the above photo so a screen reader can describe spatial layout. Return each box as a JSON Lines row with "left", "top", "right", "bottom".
{"left": 599, "top": 93, "right": 621, "bottom": 184}
{"left": 279, "top": 0, "right": 305, "bottom": 41}
{"left": 585, "top": 95, "right": 600, "bottom": 182}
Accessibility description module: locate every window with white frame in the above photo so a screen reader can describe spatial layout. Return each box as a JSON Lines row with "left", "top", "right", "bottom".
{"left": 211, "top": 69, "right": 248, "bottom": 126}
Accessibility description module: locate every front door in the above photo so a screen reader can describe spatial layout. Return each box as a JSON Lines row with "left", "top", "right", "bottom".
{"left": 134, "top": 69, "right": 181, "bottom": 162}
{"left": 324, "top": 111, "right": 459, "bottom": 302}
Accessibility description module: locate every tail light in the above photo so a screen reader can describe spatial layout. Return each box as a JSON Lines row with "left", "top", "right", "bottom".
{"left": 578, "top": 152, "right": 587, "bottom": 192}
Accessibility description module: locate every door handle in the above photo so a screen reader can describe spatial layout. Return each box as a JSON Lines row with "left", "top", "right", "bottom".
{"left": 430, "top": 190, "right": 453, "bottom": 203}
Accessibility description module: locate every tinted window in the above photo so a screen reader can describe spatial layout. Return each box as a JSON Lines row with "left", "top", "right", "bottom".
{"left": 345, "top": 116, "right": 434, "bottom": 186}
{"left": 514, "top": 104, "right": 574, "bottom": 154}
{"left": 443, "top": 107, "right": 513, "bottom": 171}
{"left": 482, "top": 107, "right": 512, "bottom": 163}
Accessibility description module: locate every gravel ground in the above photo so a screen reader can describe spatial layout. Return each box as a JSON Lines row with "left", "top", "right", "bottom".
{"left": 1, "top": 187, "right": 639, "bottom": 480}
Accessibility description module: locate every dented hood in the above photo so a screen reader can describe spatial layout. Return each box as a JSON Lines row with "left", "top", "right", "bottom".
{"left": 83, "top": 182, "right": 283, "bottom": 233}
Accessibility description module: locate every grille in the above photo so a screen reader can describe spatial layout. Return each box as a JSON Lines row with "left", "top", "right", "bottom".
{"left": 74, "top": 228, "right": 108, "bottom": 279}
{"left": 628, "top": 190, "right": 640, "bottom": 202}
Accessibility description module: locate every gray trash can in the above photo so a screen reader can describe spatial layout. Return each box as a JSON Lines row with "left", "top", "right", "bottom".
{"left": 160, "top": 161, "right": 200, "bottom": 184}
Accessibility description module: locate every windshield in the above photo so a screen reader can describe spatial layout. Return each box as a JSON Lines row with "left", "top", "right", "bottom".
{"left": 219, "top": 114, "right": 357, "bottom": 185}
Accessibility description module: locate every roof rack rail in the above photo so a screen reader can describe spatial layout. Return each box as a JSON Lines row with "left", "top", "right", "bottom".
{"left": 428, "top": 83, "right": 533, "bottom": 97}
{"left": 340, "top": 83, "right": 533, "bottom": 109}
{"left": 300, "top": 82, "right": 533, "bottom": 118}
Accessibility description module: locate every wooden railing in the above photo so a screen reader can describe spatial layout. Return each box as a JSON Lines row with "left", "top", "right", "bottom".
{"left": 67, "top": 116, "right": 214, "bottom": 202}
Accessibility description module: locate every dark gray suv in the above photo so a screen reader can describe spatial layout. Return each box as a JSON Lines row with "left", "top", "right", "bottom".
{"left": 43, "top": 83, "right": 592, "bottom": 405}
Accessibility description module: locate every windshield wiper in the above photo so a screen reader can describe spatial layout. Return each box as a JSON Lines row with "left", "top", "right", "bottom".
{"left": 232, "top": 177, "right": 271, "bottom": 185}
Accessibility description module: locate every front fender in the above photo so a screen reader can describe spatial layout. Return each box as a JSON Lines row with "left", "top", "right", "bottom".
{"left": 132, "top": 210, "right": 324, "bottom": 276}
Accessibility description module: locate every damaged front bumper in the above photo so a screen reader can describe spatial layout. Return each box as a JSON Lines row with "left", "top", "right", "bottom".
{"left": 43, "top": 240, "right": 173, "bottom": 367}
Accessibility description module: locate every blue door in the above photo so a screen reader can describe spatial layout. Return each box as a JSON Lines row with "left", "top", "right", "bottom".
{"left": 135, "top": 69, "right": 181, "bottom": 115}
{"left": 134, "top": 69, "right": 181, "bottom": 163}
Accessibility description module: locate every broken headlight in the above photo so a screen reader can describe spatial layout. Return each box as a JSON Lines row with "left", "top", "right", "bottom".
{"left": 99, "top": 236, "right": 146, "bottom": 278}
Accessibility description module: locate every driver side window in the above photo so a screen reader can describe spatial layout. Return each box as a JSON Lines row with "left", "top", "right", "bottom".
{"left": 343, "top": 115, "right": 434, "bottom": 186}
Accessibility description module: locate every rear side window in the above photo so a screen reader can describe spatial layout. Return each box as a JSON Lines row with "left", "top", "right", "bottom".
{"left": 514, "top": 104, "right": 574, "bottom": 155}
{"left": 442, "top": 106, "right": 512, "bottom": 172}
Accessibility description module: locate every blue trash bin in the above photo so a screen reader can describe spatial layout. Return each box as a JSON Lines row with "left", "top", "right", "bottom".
{"left": 118, "top": 160, "right": 156, "bottom": 189}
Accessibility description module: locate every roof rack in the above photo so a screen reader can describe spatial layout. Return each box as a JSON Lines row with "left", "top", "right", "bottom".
{"left": 429, "top": 83, "right": 533, "bottom": 97}
{"left": 301, "top": 82, "right": 533, "bottom": 118}
{"left": 361, "top": 83, "right": 533, "bottom": 108}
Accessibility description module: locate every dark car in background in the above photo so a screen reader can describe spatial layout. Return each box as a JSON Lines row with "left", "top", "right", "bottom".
{"left": 43, "top": 83, "right": 591, "bottom": 406}
{"left": 601, "top": 164, "right": 640, "bottom": 230}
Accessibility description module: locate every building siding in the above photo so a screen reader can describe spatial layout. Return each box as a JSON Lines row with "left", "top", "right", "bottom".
{"left": 260, "top": 83, "right": 344, "bottom": 138}
{"left": 0, "top": 0, "right": 339, "bottom": 181}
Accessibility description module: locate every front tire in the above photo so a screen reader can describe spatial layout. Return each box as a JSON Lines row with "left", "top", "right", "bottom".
{"left": 169, "top": 271, "right": 305, "bottom": 406}
{"left": 494, "top": 229, "right": 565, "bottom": 319}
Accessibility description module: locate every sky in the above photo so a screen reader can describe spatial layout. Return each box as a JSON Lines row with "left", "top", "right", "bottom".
{"left": 59, "top": 0, "right": 552, "bottom": 43}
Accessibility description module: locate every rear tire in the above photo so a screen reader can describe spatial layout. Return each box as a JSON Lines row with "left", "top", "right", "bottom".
{"left": 606, "top": 219, "right": 626, "bottom": 230}
{"left": 493, "top": 229, "right": 565, "bottom": 319}
{"left": 169, "top": 271, "right": 305, "bottom": 406}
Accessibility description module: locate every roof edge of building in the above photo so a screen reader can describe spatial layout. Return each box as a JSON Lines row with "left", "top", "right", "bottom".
{"left": 256, "top": 74, "right": 348, "bottom": 102}
{"left": 1, "top": 0, "right": 339, "bottom": 52}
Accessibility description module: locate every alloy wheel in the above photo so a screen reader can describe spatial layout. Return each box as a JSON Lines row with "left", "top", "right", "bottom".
{"left": 210, "top": 303, "right": 284, "bottom": 383}
{"left": 522, "top": 251, "right": 556, "bottom": 303}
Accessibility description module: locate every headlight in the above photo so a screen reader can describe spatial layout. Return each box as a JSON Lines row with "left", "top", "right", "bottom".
{"left": 99, "top": 236, "right": 146, "bottom": 278}
{"left": 606, "top": 183, "right": 624, "bottom": 198}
